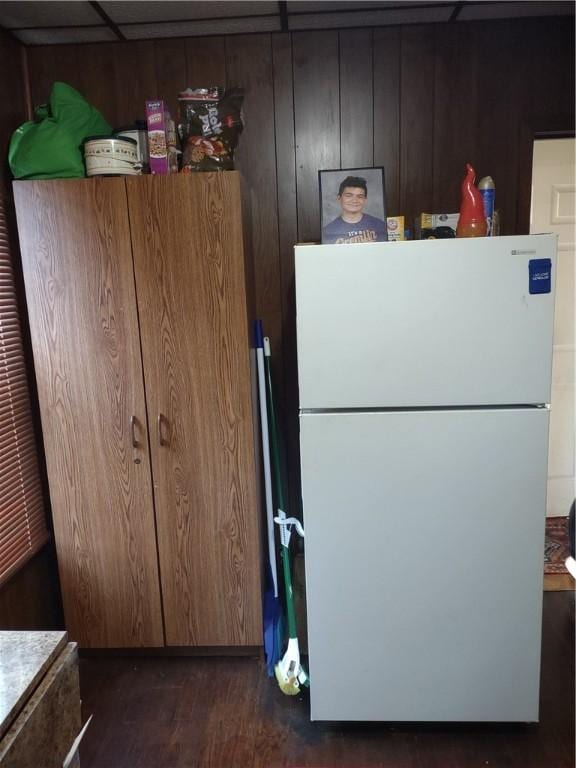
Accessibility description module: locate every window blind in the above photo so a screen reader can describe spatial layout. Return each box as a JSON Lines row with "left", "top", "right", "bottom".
{"left": 0, "top": 193, "right": 48, "bottom": 587}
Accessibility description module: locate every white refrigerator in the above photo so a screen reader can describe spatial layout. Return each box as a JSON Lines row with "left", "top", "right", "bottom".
{"left": 296, "top": 234, "right": 556, "bottom": 722}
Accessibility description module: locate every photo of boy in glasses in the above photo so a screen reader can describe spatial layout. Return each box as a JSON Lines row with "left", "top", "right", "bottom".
{"left": 321, "top": 173, "right": 388, "bottom": 245}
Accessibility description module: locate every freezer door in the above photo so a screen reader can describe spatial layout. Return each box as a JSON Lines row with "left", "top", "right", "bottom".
{"left": 300, "top": 408, "right": 549, "bottom": 722}
{"left": 296, "top": 235, "right": 556, "bottom": 408}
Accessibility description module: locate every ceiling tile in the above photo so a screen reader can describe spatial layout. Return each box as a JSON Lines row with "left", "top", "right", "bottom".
{"left": 458, "top": 1, "right": 575, "bottom": 21}
{"left": 288, "top": 1, "right": 429, "bottom": 10}
{"left": 289, "top": 5, "right": 453, "bottom": 30}
{"left": 0, "top": 1, "right": 100, "bottom": 29}
{"left": 15, "top": 26, "right": 118, "bottom": 45}
{"left": 120, "top": 15, "right": 281, "bottom": 39}
{"left": 1, "top": 0, "right": 573, "bottom": 46}
{"left": 102, "top": 1, "right": 278, "bottom": 24}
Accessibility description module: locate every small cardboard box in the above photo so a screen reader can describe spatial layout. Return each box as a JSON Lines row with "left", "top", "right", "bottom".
{"left": 145, "top": 100, "right": 169, "bottom": 175}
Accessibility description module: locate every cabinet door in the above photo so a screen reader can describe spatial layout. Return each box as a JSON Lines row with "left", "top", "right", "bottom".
{"left": 13, "top": 179, "right": 164, "bottom": 648}
{"left": 126, "top": 173, "right": 262, "bottom": 646}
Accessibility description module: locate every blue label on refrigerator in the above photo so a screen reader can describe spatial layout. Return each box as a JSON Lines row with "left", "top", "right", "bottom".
{"left": 528, "top": 258, "right": 552, "bottom": 294}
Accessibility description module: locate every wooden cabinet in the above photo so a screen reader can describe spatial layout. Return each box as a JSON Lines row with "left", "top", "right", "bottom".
{"left": 13, "top": 173, "right": 262, "bottom": 649}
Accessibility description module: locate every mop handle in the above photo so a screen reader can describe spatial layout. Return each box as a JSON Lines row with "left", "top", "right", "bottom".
{"left": 254, "top": 321, "right": 279, "bottom": 597}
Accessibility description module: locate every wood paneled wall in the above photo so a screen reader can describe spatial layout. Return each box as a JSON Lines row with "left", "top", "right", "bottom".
{"left": 21, "top": 17, "right": 576, "bottom": 517}
{"left": 0, "top": 28, "right": 26, "bottom": 189}
{"left": 0, "top": 547, "right": 63, "bottom": 630}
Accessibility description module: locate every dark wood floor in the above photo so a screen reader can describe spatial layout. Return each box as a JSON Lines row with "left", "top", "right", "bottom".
{"left": 79, "top": 592, "right": 574, "bottom": 768}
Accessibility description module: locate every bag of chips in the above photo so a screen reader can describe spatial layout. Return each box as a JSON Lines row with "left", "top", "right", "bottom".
{"left": 178, "top": 87, "right": 244, "bottom": 172}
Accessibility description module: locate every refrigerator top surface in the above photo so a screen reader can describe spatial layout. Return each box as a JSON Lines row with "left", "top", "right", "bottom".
{"left": 295, "top": 234, "right": 556, "bottom": 410}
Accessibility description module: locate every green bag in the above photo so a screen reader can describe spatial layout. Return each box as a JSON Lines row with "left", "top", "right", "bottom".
{"left": 9, "top": 82, "right": 111, "bottom": 179}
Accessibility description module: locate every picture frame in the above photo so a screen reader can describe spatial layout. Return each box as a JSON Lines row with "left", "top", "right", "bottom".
{"left": 319, "top": 167, "right": 388, "bottom": 245}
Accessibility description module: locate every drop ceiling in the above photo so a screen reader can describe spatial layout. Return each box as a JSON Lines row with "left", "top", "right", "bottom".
{"left": 0, "top": 0, "right": 573, "bottom": 45}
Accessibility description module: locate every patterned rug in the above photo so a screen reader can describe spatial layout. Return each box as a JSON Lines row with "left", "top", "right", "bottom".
{"left": 544, "top": 517, "right": 571, "bottom": 574}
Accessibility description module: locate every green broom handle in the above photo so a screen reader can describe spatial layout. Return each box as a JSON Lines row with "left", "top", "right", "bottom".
{"left": 264, "top": 343, "right": 298, "bottom": 640}
{"left": 280, "top": 544, "right": 297, "bottom": 640}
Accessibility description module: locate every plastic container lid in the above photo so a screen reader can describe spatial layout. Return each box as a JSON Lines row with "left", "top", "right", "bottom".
{"left": 478, "top": 175, "right": 495, "bottom": 190}
{"left": 85, "top": 134, "right": 137, "bottom": 145}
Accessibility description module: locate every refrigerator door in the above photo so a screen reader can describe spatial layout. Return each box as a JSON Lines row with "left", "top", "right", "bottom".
{"left": 300, "top": 408, "right": 549, "bottom": 722}
{"left": 296, "top": 235, "right": 556, "bottom": 409}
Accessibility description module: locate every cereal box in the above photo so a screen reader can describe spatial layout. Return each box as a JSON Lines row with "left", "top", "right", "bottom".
{"left": 145, "top": 100, "right": 169, "bottom": 175}
{"left": 386, "top": 216, "right": 405, "bottom": 241}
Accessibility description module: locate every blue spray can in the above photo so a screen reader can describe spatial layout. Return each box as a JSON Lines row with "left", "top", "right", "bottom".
{"left": 478, "top": 176, "right": 495, "bottom": 236}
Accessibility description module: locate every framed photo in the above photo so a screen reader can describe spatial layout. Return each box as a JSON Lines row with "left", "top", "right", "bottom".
{"left": 319, "top": 167, "right": 387, "bottom": 245}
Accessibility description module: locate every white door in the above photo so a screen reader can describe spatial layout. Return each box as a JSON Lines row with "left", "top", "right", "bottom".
{"left": 295, "top": 235, "right": 556, "bottom": 409}
{"left": 300, "top": 408, "right": 550, "bottom": 721}
{"left": 531, "top": 138, "right": 575, "bottom": 517}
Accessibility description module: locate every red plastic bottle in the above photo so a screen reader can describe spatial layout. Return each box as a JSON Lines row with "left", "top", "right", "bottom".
{"left": 456, "top": 163, "right": 487, "bottom": 237}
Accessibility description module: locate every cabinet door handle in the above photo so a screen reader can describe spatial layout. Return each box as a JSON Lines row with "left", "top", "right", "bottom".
{"left": 130, "top": 415, "right": 139, "bottom": 448}
{"left": 158, "top": 413, "right": 169, "bottom": 446}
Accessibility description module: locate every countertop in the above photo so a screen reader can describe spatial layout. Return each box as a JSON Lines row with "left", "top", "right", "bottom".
{"left": 0, "top": 630, "right": 67, "bottom": 741}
